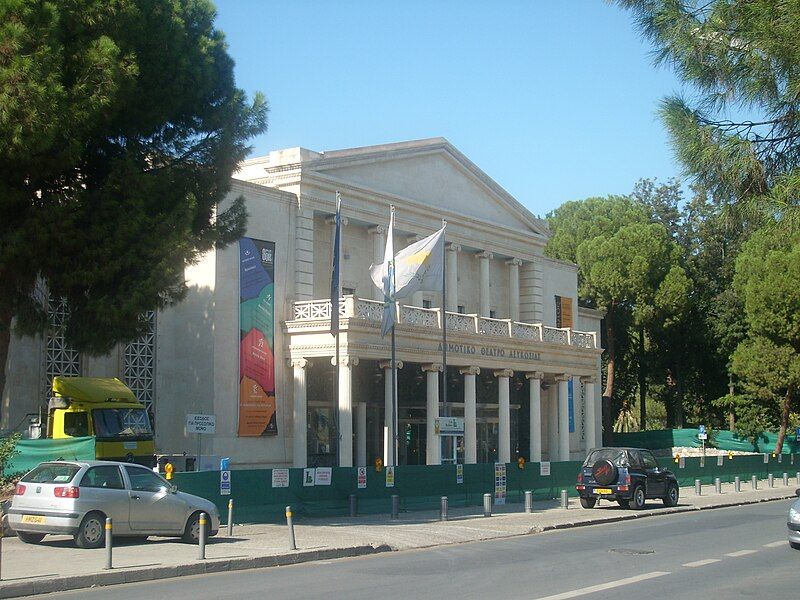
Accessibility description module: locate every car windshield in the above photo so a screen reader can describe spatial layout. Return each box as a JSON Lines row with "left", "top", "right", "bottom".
{"left": 584, "top": 448, "right": 629, "bottom": 467}
{"left": 92, "top": 408, "right": 152, "bottom": 439}
{"left": 21, "top": 463, "right": 81, "bottom": 484}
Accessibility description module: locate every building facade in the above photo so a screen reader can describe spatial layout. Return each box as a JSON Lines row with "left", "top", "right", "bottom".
{"left": 2, "top": 138, "right": 603, "bottom": 469}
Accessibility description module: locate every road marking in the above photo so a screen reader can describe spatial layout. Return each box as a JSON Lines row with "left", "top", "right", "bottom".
{"left": 683, "top": 558, "right": 721, "bottom": 567}
{"left": 726, "top": 550, "right": 757, "bottom": 557}
{"left": 533, "top": 571, "right": 670, "bottom": 600}
{"left": 763, "top": 541, "right": 786, "bottom": 548}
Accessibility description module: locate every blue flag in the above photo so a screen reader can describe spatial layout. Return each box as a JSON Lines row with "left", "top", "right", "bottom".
{"left": 330, "top": 192, "right": 342, "bottom": 335}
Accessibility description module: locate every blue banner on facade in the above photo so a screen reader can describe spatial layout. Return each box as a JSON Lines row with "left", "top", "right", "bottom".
{"left": 568, "top": 379, "right": 574, "bottom": 433}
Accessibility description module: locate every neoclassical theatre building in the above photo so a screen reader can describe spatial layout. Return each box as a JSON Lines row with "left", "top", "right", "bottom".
{"left": 3, "top": 138, "right": 603, "bottom": 469}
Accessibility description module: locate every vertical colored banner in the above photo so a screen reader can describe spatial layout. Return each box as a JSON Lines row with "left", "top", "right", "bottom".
{"left": 568, "top": 379, "right": 574, "bottom": 433}
{"left": 238, "top": 238, "right": 277, "bottom": 436}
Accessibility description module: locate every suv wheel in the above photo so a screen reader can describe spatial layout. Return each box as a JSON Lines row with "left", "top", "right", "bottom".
{"left": 631, "top": 485, "right": 646, "bottom": 510}
{"left": 663, "top": 483, "right": 679, "bottom": 507}
{"left": 75, "top": 512, "right": 106, "bottom": 549}
{"left": 580, "top": 497, "right": 597, "bottom": 509}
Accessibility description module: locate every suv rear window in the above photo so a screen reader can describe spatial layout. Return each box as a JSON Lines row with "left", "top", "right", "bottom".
{"left": 584, "top": 449, "right": 630, "bottom": 467}
{"left": 21, "top": 463, "right": 81, "bottom": 484}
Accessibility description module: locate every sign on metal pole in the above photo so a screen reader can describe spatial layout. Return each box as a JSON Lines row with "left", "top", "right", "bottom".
{"left": 456, "top": 464, "right": 464, "bottom": 484}
{"left": 434, "top": 417, "right": 465, "bottom": 436}
{"left": 357, "top": 467, "right": 367, "bottom": 489}
{"left": 187, "top": 414, "right": 216, "bottom": 434}
{"left": 494, "top": 463, "right": 507, "bottom": 505}
{"left": 220, "top": 469, "right": 231, "bottom": 496}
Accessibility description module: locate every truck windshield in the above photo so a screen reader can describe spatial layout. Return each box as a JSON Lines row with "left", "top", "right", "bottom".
{"left": 92, "top": 408, "right": 152, "bottom": 439}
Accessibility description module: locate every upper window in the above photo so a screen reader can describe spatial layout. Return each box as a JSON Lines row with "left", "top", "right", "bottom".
{"left": 81, "top": 466, "right": 124, "bottom": 489}
{"left": 342, "top": 287, "right": 356, "bottom": 296}
{"left": 489, "top": 310, "right": 497, "bottom": 319}
{"left": 423, "top": 300, "right": 432, "bottom": 309}
{"left": 63, "top": 412, "right": 89, "bottom": 437}
{"left": 457, "top": 305, "right": 466, "bottom": 314}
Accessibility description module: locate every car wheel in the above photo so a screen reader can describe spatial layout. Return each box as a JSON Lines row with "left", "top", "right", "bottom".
{"left": 74, "top": 512, "right": 106, "bottom": 549}
{"left": 182, "top": 511, "right": 208, "bottom": 544}
{"left": 790, "top": 541, "right": 800, "bottom": 551}
{"left": 617, "top": 499, "right": 630, "bottom": 509}
{"left": 663, "top": 483, "right": 679, "bottom": 507}
{"left": 580, "top": 497, "right": 597, "bottom": 509}
{"left": 631, "top": 485, "right": 646, "bottom": 510}
{"left": 17, "top": 532, "right": 46, "bottom": 544}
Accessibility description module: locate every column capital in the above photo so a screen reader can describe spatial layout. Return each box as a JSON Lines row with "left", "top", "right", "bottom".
{"left": 580, "top": 375, "right": 597, "bottom": 384}
{"left": 446, "top": 242, "right": 462, "bottom": 253}
{"left": 475, "top": 250, "right": 493, "bottom": 260}
{"left": 325, "top": 215, "right": 349, "bottom": 226}
{"left": 289, "top": 358, "right": 310, "bottom": 369}
{"left": 332, "top": 356, "right": 359, "bottom": 367}
{"left": 554, "top": 373, "right": 572, "bottom": 382}
{"left": 368, "top": 225, "right": 385, "bottom": 235}
{"left": 422, "top": 363, "right": 443, "bottom": 373}
{"left": 379, "top": 359, "right": 404, "bottom": 370}
{"left": 506, "top": 257, "right": 523, "bottom": 267}
{"left": 494, "top": 369, "right": 514, "bottom": 378}
{"left": 525, "top": 371, "right": 544, "bottom": 380}
{"left": 459, "top": 366, "right": 481, "bottom": 376}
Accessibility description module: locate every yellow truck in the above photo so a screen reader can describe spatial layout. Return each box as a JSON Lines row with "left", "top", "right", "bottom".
{"left": 47, "top": 376, "right": 155, "bottom": 467}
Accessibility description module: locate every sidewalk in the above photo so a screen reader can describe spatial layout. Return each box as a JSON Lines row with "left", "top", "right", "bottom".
{"left": 1, "top": 478, "right": 797, "bottom": 598}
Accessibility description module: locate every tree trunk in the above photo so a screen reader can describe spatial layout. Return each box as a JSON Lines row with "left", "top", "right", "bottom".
{"left": 602, "top": 303, "right": 616, "bottom": 445}
{"left": 0, "top": 306, "right": 12, "bottom": 416}
{"left": 638, "top": 325, "right": 646, "bottom": 431}
{"left": 674, "top": 363, "right": 684, "bottom": 428}
{"left": 774, "top": 384, "right": 794, "bottom": 455}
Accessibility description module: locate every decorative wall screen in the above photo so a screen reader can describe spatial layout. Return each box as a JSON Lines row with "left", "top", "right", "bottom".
{"left": 123, "top": 311, "right": 156, "bottom": 411}
{"left": 44, "top": 297, "right": 81, "bottom": 400}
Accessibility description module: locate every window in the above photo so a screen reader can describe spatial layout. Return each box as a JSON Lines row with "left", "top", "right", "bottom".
{"left": 81, "top": 466, "right": 124, "bottom": 489}
{"left": 22, "top": 463, "right": 80, "bottom": 484}
{"left": 489, "top": 310, "right": 497, "bottom": 319}
{"left": 124, "top": 466, "right": 169, "bottom": 493}
{"left": 124, "top": 311, "right": 156, "bottom": 413}
{"left": 342, "top": 287, "right": 356, "bottom": 296}
{"left": 63, "top": 412, "right": 89, "bottom": 437}
{"left": 555, "top": 295, "right": 574, "bottom": 328}
{"left": 422, "top": 299, "right": 432, "bottom": 309}
{"left": 457, "top": 305, "right": 466, "bottom": 314}
{"left": 92, "top": 408, "right": 152, "bottom": 440}
{"left": 641, "top": 451, "right": 659, "bottom": 469}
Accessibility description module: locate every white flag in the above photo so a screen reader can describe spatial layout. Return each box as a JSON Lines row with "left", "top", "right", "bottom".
{"left": 372, "top": 210, "right": 395, "bottom": 337}
{"left": 370, "top": 225, "right": 445, "bottom": 300}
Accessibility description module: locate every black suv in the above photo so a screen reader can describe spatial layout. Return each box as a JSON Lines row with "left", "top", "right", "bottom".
{"left": 576, "top": 447, "right": 679, "bottom": 510}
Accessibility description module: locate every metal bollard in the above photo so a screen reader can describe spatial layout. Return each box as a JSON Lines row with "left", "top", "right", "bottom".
{"left": 0, "top": 526, "right": 3, "bottom": 581}
{"left": 796, "top": 472, "right": 800, "bottom": 486}
{"left": 524, "top": 490, "right": 533, "bottom": 514}
{"left": 349, "top": 494, "right": 357, "bottom": 518}
{"left": 715, "top": 477, "right": 721, "bottom": 494}
{"left": 285, "top": 506, "right": 296, "bottom": 550}
{"left": 735, "top": 476, "right": 741, "bottom": 492}
{"left": 483, "top": 493, "right": 492, "bottom": 517}
{"left": 391, "top": 495, "right": 399, "bottom": 520}
{"left": 227, "top": 499, "right": 234, "bottom": 537}
{"left": 695, "top": 479, "right": 701, "bottom": 495}
{"left": 783, "top": 473, "right": 789, "bottom": 486}
{"left": 560, "top": 490, "right": 569, "bottom": 509}
{"left": 769, "top": 473, "right": 774, "bottom": 488}
{"left": 440, "top": 496, "right": 448, "bottom": 522}
{"left": 751, "top": 475, "right": 758, "bottom": 490}
{"left": 105, "top": 517, "right": 113, "bottom": 569}
{"left": 198, "top": 513, "right": 206, "bottom": 559}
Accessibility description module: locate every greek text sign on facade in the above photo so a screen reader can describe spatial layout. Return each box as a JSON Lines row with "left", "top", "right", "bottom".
{"left": 238, "top": 238, "right": 277, "bottom": 436}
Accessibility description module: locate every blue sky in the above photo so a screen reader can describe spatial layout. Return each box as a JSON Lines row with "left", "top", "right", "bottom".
{"left": 214, "top": 0, "right": 686, "bottom": 217}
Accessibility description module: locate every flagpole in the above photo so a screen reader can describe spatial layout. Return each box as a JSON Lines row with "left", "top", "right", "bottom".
{"left": 441, "top": 219, "right": 449, "bottom": 464}
{"left": 333, "top": 192, "right": 342, "bottom": 467}
{"left": 390, "top": 206, "right": 398, "bottom": 466}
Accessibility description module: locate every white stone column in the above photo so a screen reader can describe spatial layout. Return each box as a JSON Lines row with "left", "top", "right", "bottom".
{"left": 507, "top": 258, "right": 522, "bottom": 322}
{"left": 476, "top": 251, "right": 493, "bottom": 317}
{"left": 369, "top": 225, "right": 385, "bottom": 301}
{"left": 582, "top": 376, "right": 597, "bottom": 451}
{"left": 336, "top": 356, "right": 358, "bottom": 467}
{"left": 495, "top": 369, "right": 513, "bottom": 464}
{"left": 423, "top": 364, "right": 443, "bottom": 465}
{"left": 556, "top": 374, "right": 571, "bottom": 462}
{"left": 380, "top": 359, "right": 403, "bottom": 467}
{"left": 547, "top": 384, "right": 558, "bottom": 461}
{"left": 445, "top": 243, "right": 460, "bottom": 312}
{"left": 526, "top": 371, "right": 543, "bottom": 462}
{"left": 356, "top": 402, "right": 367, "bottom": 467}
{"left": 291, "top": 358, "right": 309, "bottom": 468}
{"left": 460, "top": 366, "right": 480, "bottom": 464}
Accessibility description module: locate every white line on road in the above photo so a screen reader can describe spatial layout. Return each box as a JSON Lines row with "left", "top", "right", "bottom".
{"left": 763, "top": 541, "right": 787, "bottom": 548}
{"left": 533, "top": 571, "right": 670, "bottom": 600}
{"left": 726, "top": 550, "right": 757, "bottom": 557}
{"left": 683, "top": 558, "right": 721, "bottom": 567}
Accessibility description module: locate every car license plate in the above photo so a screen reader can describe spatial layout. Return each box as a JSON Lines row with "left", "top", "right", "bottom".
{"left": 594, "top": 488, "right": 613, "bottom": 495}
{"left": 21, "top": 515, "right": 45, "bottom": 525}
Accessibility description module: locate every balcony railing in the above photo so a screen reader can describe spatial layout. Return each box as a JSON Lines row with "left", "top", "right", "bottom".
{"left": 291, "top": 296, "right": 598, "bottom": 349}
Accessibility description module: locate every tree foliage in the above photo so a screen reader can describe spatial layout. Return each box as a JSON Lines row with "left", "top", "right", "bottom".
{"left": 0, "top": 0, "right": 267, "bottom": 398}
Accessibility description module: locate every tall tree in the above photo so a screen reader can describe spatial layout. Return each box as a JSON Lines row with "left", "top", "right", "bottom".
{"left": 0, "top": 0, "right": 268, "bottom": 401}
{"left": 617, "top": 0, "right": 800, "bottom": 229}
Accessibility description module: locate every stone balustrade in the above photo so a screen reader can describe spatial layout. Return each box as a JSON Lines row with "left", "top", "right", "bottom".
{"left": 291, "top": 296, "right": 598, "bottom": 349}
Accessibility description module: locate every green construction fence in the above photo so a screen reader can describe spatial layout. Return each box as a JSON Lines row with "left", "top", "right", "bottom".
{"left": 611, "top": 428, "right": 800, "bottom": 454}
{"left": 172, "top": 453, "right": 800, "bottom": 525}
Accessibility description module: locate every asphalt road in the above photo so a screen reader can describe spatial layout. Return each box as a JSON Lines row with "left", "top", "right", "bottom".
{"left": 43, "top": 500, "right": 797, "bottom": 600}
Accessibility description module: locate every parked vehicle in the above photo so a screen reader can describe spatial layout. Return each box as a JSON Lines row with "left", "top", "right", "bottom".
{"left": 576, "top": 447, "right": 679, "bottom": 510}
{"left": 7, "top": 461, "right": 220, "bottom": 548}
{"left": 788, "top": 488, "right": 800, "bottom": 550}
{"left": 46, "top": 377, "right": 156, "bottom": 467}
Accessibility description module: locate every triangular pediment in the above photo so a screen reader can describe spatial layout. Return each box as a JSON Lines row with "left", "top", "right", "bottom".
{"left": 303, "top": 139, "right": 547, "bottom": 236}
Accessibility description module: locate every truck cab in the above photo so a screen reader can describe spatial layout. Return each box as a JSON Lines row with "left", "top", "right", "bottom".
{"left": 48, "top": 377, "right": 155, "bottom": 467}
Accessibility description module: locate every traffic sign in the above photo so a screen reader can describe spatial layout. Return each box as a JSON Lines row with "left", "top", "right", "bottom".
{"left": 698, "top": 425, "right": 706, "bottom": 434}
{"left": 187, "top": 414, "right": 216, "bottom": 434}
{"left": 220, "top": 469, "right": 231, "bottom": 495}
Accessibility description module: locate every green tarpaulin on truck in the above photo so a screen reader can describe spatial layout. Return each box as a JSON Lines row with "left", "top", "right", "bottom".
{"left": 4, "top": 437, "right": 95, "bottom": 477}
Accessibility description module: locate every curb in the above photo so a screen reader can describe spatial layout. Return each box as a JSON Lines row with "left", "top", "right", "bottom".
{"left": 0, "top": 493, "right": 793, "bottom": 598}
